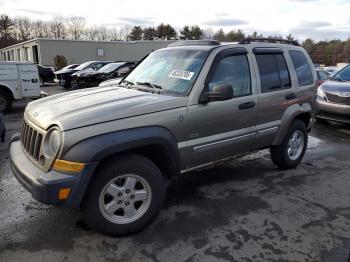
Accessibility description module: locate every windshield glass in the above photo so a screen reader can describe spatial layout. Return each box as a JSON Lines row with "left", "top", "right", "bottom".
{"left": 61, "top": 64, "right": 78, "bottom": 70}
{"left": 98, "top": 62, "right": 125, "bottom": 73}
{"left": 123, "top": 49, "right": 208, "bottom": 95}
{"left": 75, "top": 61, "right": 95, "bottom": 70}
{"left": 331, "top": 65, "right": 350, "bottom": 82}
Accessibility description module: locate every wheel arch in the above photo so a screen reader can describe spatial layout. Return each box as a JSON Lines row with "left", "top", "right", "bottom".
{"left": 62, "top": 126, "right": 182, "bottom": 207}
{"left": 0, "top": 84, "right": 15, "bottom": 100}
{"left": 273, "top": 103, "right": 312, "bottom": 145}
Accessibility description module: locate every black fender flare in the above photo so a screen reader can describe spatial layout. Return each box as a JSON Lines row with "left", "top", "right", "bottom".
{"left": 63, "top": 126, "right": 182, "bottom": 178}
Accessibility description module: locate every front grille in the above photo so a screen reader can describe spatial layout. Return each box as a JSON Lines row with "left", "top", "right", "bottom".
{"left": 325, "top": 92, "right": 350, "bottom": 105}
{"left": 20, "top": 120, "right": 44, "bottom": 161}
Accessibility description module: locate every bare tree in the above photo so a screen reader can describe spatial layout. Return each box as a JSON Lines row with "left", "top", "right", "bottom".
{"left": 86, "top": 25, "right": 99, "bottom": 40}
{"left": 50, "top": 17, "right": 66, "bottom": 39}
{"left": 109, "top": 27, "right": 123, "bottom": 41}
{"left": 14, "top": 18, "right": 31, "bottom": 41}
{"left": 203, "top": 28, "right": 214, "bottom": 39}
{"left": 67, "top": 16, "right": 86, "bottom": 40}
{"left": 31, "top": 20, "right": 45, "bottom": 38}
{"left": 96, "top": 26, "right": 108, "bottom": 41}
{"left": 120, "top": 24, "right": 132, "bottom": 41}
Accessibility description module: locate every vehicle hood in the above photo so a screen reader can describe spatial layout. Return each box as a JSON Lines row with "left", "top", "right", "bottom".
{"left": 320, "top": 80, "right": 350, "bottom": 94}
{"left": 99, "top": 78, "right": 122, "bottom": 87}
{"left": 25, "top": 87, "right": 187, "bottom": 131}
{"left": 55, "top": 68, "right": 79, "bottom": 75}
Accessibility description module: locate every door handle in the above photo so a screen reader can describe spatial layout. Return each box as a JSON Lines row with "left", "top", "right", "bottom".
{"left": 285, "top": 93, "right": 297, "bottom": 100}
{"left": 239, "top": 101, "right": 255, "bottom": 110}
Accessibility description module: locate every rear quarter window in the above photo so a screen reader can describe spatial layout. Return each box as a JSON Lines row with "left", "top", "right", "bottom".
{"left": 289, "top": 50, "right": 313, "bottom": 86}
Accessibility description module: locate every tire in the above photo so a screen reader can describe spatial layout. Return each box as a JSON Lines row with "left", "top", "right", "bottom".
{"left": 64, "top": 80, "right": 72, "bottom": 89}
{"left": 39, "top": 75, "right": 44, "bottom": 86}
{"left": 0, "top": 90, "right": 12, "bottom": 113}
{"left": 82, "top": 154, "right": 166, "bottom": 237}
{"left": 270, "top": 120, "right": 308, "bottom": 170}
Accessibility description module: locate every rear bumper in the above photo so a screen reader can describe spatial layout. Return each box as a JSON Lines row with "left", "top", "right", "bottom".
{"left": 10, "top": 137, "right": 97, "bottom": 207}
{"left": 316, "top": 97, "right": 350, "bottom": 123}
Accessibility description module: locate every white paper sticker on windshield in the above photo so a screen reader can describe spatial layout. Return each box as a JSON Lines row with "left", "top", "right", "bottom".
{"left": 168, "top": 70, "right": 194, "bottom": 80}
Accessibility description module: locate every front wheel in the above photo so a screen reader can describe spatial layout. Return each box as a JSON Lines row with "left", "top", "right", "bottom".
{"left": 82, "top": 154, "right": 166, "bottom": 237}
{"left": 0, "top": 90, "right": 12, "bottom": 112}
{"left": 270, "top": 120, "right": 308, "bottom": 169}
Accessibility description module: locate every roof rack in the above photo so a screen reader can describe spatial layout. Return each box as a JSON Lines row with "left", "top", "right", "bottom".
{"left": 168, "top": 40, "right": 221, "bottom": 47}
{"left": 239, "top": 37, "right": 300, "bottom": 46}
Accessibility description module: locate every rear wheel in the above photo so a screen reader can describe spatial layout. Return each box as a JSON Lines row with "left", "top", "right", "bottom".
{"left": 82, "top": 154, "right": 166, "bottom": 236}
{"left": 0, "top": 90, "right": 12, "bottom": 113}
{"left": 270, "top": 120, "right": 308, "bottom": 169}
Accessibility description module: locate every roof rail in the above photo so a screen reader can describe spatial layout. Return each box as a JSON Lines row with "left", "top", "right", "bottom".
{"left": 239, "top": 37, "right": 300, "bottom": 46}
{"left": 168, "top": 40, "right": 221, "bottom": 47}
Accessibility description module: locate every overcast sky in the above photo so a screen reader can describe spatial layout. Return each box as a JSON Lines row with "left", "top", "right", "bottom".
{"left": 1, "top": 0, "right": 349, "bottom": 41}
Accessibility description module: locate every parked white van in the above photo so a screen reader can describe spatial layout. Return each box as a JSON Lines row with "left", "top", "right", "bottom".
{"left": 0, "top": 62, "right": 44, "bottom": 112}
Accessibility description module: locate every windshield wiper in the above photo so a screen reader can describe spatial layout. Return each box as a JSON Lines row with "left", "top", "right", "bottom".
{"left": 120, "top": 79, "right": 135, "bottom": 87}
{"left": 136, "top": 82, "right": 163, "bottom": 90}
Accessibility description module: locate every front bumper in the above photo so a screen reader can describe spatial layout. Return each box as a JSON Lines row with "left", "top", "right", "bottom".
{"left": 58, "top": 79, "right": 66, "bottom": 86}
{"left": 10, "top": 137, "right": 96, "bottom": 207}
{"left": 316, "top": 97, "right": 350, "bottom": 123}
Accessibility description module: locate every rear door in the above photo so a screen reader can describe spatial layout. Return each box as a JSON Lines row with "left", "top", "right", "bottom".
{"left": 186, "top": 48, "right": 258, "bottom": 168}
{"left": 288, "top": 50, "right": 315, "bottom": 100}
{"left": 253, "top": 48, "right": 295, "bottom": 148}
{"left": 18, "top": 64, "right": 40, "bottom": 98}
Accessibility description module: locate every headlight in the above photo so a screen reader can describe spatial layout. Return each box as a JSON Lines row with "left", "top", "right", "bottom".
{"left": 43, "top": 128, "right": 61, "bottom": 158}
{"left": 317, "top": 87, "right": 325, "bottom": 98}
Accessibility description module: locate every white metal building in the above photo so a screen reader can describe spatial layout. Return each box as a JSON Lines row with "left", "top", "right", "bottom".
{"left": 0, "top": 38, "right": 175, "bottom": 67}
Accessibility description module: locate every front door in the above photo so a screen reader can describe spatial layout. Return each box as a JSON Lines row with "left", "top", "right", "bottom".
{"left": 186, "top": 49, "right": 258, "bottom": 168}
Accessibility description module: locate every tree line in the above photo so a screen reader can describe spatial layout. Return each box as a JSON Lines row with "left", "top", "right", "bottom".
{"left": 0, "top": 13, "right": 349, "bottom": 65}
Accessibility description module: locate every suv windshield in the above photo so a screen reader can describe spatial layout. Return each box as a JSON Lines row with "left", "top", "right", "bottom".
{"left": 122, "top": 49, "right": 208, "bottom": 95}
{"left": 331, "top": 65, "right": 350, "bottom": 82}
{"left": 98, "top": 62, "right": 125, "bottom": 73}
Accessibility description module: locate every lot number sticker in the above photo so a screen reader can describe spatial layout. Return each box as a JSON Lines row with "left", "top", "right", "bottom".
{"left": 168, "top": 70, "right": 194, "bottom": 80}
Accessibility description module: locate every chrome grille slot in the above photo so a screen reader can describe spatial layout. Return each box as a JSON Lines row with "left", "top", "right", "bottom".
{"left": 325, "top": 93, "right": 350, "bottom": 105}
{"left": 33, "top": 134, "right": 43, "bottom": 160}
{"left": 29, "top": 130, "right": 37, "bottom": 155}
{"left": 26, "top": 128, "right": 33, "bottom": 151}
{"left": 20, "top": 120, "right": 45, "bottom": 162}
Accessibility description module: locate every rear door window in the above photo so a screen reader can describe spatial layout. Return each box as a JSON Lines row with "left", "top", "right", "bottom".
{"left": 255, "top": 54, "right": 291, "bottom": 93}
{"left": 289, "top": 50, "right": 313, "bottom": 86}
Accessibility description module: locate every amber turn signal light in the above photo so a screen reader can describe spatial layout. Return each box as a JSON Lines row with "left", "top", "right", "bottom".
{"left": 53, "top": 159, "right": 85, "bottom": 173}
{"left": 59, "top": 188, "right": 71, "bottom": 200}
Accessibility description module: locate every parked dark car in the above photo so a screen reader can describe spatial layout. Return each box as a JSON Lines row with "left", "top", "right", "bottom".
{"left": 316, "top": 69, "right": 330, "bottom": 86}
{"left": 55, "top": 61, "right": 112, "bottom": 89}
{"left": 37, "top": 64, "right": 55, "bottom": 84}
{"left": 71, "top": 62, "right": 136, "bottom": 89}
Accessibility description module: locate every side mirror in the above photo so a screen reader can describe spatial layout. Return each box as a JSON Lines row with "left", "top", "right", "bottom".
{"left": 200, "top": 84, "right": 234, "bottom": 103}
